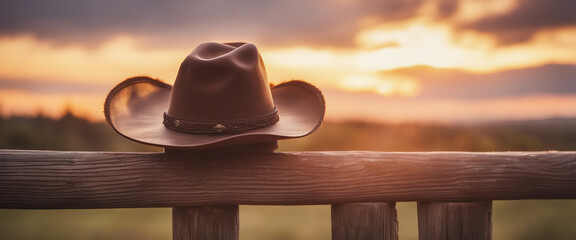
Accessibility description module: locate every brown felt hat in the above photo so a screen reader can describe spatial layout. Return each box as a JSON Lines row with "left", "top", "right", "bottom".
{"left": 104, "top": 42, "right": 325, "bottom": 149}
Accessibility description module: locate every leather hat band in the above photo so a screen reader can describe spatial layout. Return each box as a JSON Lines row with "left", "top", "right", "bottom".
{"left": 163, "top": 108, "right": 279, "bottom": 134}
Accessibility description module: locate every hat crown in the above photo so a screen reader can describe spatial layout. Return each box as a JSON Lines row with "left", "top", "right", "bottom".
{"left": 167, "top": 42, "right": 275, "bottom": 121}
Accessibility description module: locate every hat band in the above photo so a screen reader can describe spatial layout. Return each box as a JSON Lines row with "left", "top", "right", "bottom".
{"left": 163, "top": 108, "right": 279, "bottom": 134}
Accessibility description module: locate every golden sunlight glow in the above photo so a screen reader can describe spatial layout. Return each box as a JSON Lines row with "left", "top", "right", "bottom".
{"left": 339, "top": 73, "right": 421, "bottom": 97}
{"left": 457, "top": 0, "right": 518, "bottom": 22}
{"left": 355, "top": 24, "right": 576, "bottom": 73}
{"left": 265, "top": 25, "right": 472, "bottom": 95}
{"left": 461, "top": 27, "right": 576, "bottom": 72}
{"left": 263, "top": 47, "right": 339, "bottom": 69}
{"left": 269, "top": 22, "right": 571, "bottom": 84}
{"left": 354, "top": 25, "right": 473, "bottom": 70}
{"left": 339, "top": 75, "right": 379, "bottom": 91}
{"left": 0, "top": 36, "right": 182, "bottom": 83}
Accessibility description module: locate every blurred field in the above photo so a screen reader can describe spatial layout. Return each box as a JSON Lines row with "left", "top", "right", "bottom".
{"left": 1, "top": 114, "right": 576, "bottom": 239}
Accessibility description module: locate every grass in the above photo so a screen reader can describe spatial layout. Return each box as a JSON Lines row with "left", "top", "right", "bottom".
{"left": 3, "top": 201, "right": 576, "bottom": 240}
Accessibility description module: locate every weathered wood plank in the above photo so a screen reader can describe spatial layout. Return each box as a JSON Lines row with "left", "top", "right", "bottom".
{"left": 331, "top": 202, "right": 398, "bottom": 240}
{"left": 417, "top": 201, "right": 492, "bottom": 240}
{"left": 1, "top": 150, "right": 575, "bottom": 209}
{"left": 173, "top": 206, "right": 239, "bottom": 240}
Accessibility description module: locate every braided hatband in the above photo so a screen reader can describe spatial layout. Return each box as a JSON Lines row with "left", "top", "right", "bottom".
{"left": 163, "top": 108, "right": 279, "bottom": 134}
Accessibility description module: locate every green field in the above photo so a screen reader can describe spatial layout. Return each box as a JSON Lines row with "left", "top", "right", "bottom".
{"left": 1, "top": 114, "right": 575, "bottom": 239}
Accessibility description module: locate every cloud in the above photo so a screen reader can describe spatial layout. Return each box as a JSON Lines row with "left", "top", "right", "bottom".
{"left": 366, "top": 0, "right": 426, "bottom": 21}
{"left": 0, "top": 0, "right": 432, "bottom": 48}
{"left": 3, "top": 0, "right": 576, "bottom": 49}
{"left": 435, "top": 0, "right": 460, "bottom": 19}
{"left": 458, "top": 0, "right": 576, "bottom": 45}
{"left": 387, "top": 64, "right": 576, "bottom": 99}
{"left": 0, "top": 78, "right": 109, "bottom": 95}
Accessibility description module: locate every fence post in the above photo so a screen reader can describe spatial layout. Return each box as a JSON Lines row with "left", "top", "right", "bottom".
{"left": 331, "top": 202, "right": 398, "bottom": 240}
{"left": 173, "top": 205, "right": 239, "bottom": 240}
{"left": 417, "top": 201, "right": 492, "bottom": 240}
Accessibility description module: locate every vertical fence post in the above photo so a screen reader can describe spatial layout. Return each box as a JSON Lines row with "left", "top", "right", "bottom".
{"left": 173, "top": 205, "right": 239, "bottom": 240}
{"left": 417, "top": 201, "right": 492, "bottom": 240}
{"left": 331, "top": 202, "right": 398, "bottom": 240}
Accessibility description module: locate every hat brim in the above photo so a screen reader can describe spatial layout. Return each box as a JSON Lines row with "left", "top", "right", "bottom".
{"left": 104, "top": 76, "right": 325, "bottom": 149}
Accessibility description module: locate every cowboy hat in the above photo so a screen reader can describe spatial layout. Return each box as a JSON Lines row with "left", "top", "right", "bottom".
{"left": 104, "top": 42, "right": 325, "bottom": 149}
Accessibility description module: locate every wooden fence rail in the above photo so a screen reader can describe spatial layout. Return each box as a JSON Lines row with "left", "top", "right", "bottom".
{"left": 1, "top": 149, "right": 576, "bottom": 240}
{"left": 1, "top": 150, "right": 575, "bottom": 208}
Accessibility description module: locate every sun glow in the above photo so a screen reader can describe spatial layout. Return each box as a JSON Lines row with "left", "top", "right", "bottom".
{"left": 457, "top": 0, "right": 518, "bottom": 22}
{"left": 339, "top": 73, "right": 421, "bottom": 97}
{"left": 354, "top": 24, "right": 576, "bottom": 73}
{"left": 254, "top": 22, "right": 576, "bottom": 98}
{"left": 0, "top": 35, "right": 182, "bottom": 84}
{"left": 354, "top": 24, "right": 486, "bottom": 71}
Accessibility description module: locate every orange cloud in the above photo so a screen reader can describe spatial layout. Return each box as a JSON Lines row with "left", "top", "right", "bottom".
{"left": 0, "top": 36, "right": 182, "bottom": 84}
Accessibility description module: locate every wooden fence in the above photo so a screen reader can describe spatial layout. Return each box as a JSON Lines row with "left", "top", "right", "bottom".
{"left": 1, "top": 149, "right": 575, "bottom": 239}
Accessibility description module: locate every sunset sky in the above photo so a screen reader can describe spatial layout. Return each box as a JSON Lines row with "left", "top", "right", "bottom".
{"left": 1, "top": 0, "right": 575, "bottom": 122}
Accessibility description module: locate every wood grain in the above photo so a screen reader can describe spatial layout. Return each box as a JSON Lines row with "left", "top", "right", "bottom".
{"left": 173, "top": 206, "right": 239, "bottom": 240}
{"left": 332, "top": 203, "right": 398, "bottom": 240}
{"left": 1, "top": 150, "right": 575, "bottom": 209}
{"left": 417, "top": 201, "right": 492, "bottom": 240}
